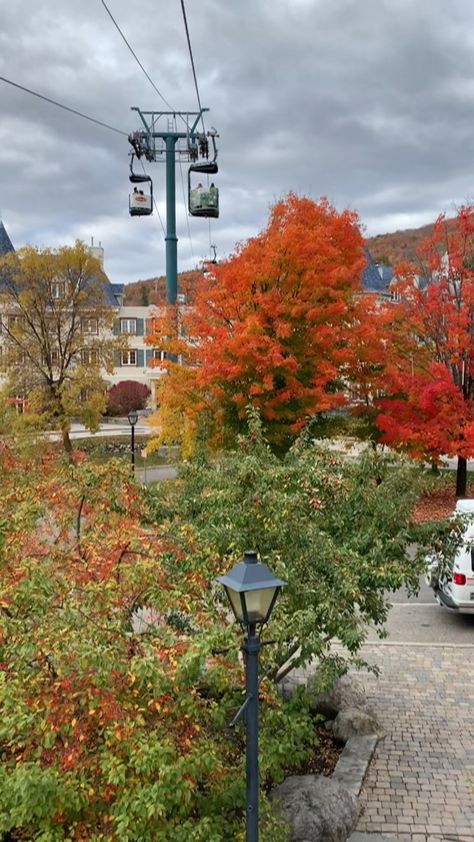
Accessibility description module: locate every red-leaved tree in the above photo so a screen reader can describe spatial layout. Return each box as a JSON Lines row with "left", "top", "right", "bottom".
{"left": 147, "top": 194, "right": 366, "bottom": 452}
{"left": 374, "top": 206, "right": 474, "bottom": 496}
{"left": 107, "top": 380, "right": 150, "bottom": 416}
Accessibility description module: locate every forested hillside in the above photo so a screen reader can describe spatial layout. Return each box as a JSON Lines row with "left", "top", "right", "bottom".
{"left": 366, "top": 217, "right": 456, "bottom": 266}
{"left": 124, "top": 218, "right": 457, "bottom": 298}
{"left": 123, "top": 270, "right": 204, "bottom": 305}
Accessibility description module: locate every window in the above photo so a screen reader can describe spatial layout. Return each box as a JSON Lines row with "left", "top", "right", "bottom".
{"left": 8, "top": 314, "right": 24, "bottom": 330}
{"left": 120, "top": 318, "right": 136, "bottom": 334}
{"left": 10, "top": 348, "right": 26, "bottom": 365}
{"left": 82, "top": 317, "right": 98, "bottom": 335}
{"left": 51, "top": 282, "right": 65, "bottom": 300}
{"left": 121, "top": 350, "right": 137, "bottom": 366}
{"left": 81, "top": 348, "right": 99, "bottom": 366}
{"left": 51, "top": 349, "right": 60, "bottom": 367}
{"left": 152, "top": 349, "right": 168, "bottom": 362}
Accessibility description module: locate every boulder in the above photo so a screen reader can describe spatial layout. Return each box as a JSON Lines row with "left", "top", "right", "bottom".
{"left": 332, "top": 708, "right": 381, "bottom": 744}
{"left": 271, "top": 774, "right": 358, "bottom": 842}
{"left": 278, "top": 674, "right": 305, "bottom": 702}
{"left": 307, "top": 673, "right": 368, "bottom": 719}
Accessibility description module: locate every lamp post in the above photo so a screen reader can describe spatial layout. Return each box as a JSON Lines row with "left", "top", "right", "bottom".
{"left": 127, "top": 409, "right": 138, "bottom": 473}
{"left": 217, "top": 551, "right": 285, "bottom": 842}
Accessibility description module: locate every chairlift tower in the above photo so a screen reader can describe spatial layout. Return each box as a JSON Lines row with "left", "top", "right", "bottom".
{"left": 128, "top": 107, "right": 218, "bottom": 305}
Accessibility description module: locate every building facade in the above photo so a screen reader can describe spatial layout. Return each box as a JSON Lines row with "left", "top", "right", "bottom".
{"left": 0, "top": 222, "right": 164, "bottom": 411}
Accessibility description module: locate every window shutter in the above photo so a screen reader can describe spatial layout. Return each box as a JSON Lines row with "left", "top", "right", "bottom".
{"left": 137, "top": 349, "right": 145, "bottom": 367}
{"left": 136, "top": 318, "right": 144, "bottom": 336}
{"left": 114, "top": 350, "right": 122, "bottom": 367}
{"left": 146, "top": 349, "right": 153, "bottom": 366}
{"left": 113, "top": 320, "right": 120, "bottom": 336}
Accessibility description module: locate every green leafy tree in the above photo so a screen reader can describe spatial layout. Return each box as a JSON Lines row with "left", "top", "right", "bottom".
{"left": 150, "top": 409, "right": 435, "bottom": 683}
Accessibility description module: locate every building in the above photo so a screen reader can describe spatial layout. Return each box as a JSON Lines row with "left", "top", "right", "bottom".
{"left": 0, "top": 221, "right": 164, "bottom": 411}
{"left": 360, "top": 246, "right": 395, "bottom": 301}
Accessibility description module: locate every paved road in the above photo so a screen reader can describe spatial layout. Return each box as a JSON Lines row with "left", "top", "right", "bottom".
{"left": 366, "top": 578, "right": 474, "bottom": 646}
{"left": 68, "top": 421, "right": 153, "bottom": 439}
{"left": 135, "top": 464, "right": 178, "bottom": 483}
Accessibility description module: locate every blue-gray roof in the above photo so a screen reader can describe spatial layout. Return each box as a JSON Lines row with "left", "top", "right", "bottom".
{"left": 361, "top": 247, "right": 390, "bottom": 293}
{"left": 104, "top": 282, "right": 124, "bottom": 306}
{"left": 379, "top": 264, "right": 393, "bottom": 284}
{"left": 0, "top": 221, "right": 14, "bottom": 256}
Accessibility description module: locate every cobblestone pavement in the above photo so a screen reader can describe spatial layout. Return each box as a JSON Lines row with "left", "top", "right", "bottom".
{"left": 355, "top": 643, "right": 474, "bottom": 842}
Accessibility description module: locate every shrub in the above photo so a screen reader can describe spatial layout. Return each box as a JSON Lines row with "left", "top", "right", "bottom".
{"left": 0, "top": 416, "right": 440, "bottom": 839}
{"left": 107, "top": 380, "right": 150, "bottom": 416}
{"left": 0, "top": 445, "right": 301, "bottom": 840}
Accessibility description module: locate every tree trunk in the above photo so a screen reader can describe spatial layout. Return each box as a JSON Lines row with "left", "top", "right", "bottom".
{"left": 456, "top": 455, "right": 467, "bottom": 498}
{"left": 431, "top": 460, "right": 439, "bottom": 474}
{"left": 62, "top": 428, "right": 73, "bottom": 462}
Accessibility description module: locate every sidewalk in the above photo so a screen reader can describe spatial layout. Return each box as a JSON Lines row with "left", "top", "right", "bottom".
{"left": 353, "top": 643, "right": 474, "bottom": 842}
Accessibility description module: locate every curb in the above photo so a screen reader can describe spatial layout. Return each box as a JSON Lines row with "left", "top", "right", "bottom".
{"left": 331, "top": 734, "right": 395, "bottom": 841}
{"left": 349, "top": 835, "right": 398, "bottom": 841}
{"left": 333, "top": 733, "right": 378, "bottom": 798}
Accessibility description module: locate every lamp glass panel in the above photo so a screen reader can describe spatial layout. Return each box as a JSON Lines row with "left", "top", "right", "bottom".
{"left": 244, "top": 587, "right": 277, "bottom": 623}
{"left": 227, "top": 588, "right": 245, "bottom": 622}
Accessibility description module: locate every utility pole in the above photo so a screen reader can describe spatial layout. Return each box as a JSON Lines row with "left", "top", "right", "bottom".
{"left": 128, "top": 108, "right": 212, "bottom": 305}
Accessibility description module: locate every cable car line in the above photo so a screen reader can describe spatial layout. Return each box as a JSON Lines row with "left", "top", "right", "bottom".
{"left": 173, "top": 113, "right": 195, "bottom": 264}
{"left": 0, "top": 74, "right": 127, "bottom": 136}
{"left": 180, "top": 0, "right": 206, "bottom": 134}
{"left": 139, "top": 158, "right": 166, "bottom": 236}
{"left": 177, "top": 135, "right": 195, "bottom": 263}
{"left": 99, "top": 0, "right": 186, "bottom": 124}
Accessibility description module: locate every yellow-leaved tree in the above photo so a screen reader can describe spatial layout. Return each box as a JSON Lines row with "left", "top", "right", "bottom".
{"left": 0, "top": 241, "right": 123, "bottom": 453}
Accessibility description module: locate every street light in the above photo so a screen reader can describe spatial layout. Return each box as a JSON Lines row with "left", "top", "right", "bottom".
{"left": 217, "top": 551, "right": 285, "bottom": 842}
{"left": 127, "top": 409, "right": 138, "bottom": 473}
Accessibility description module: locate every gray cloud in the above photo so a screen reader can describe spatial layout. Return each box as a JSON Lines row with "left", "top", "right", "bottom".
{"left": 2, "top": 0, "right": 474, "bottom": 283}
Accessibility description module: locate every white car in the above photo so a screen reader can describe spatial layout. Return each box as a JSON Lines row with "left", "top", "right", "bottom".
{"left": 426, "top": 498, "right": 474, "bottom": 614}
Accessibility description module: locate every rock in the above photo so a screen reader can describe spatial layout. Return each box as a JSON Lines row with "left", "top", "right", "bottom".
{"left": 130, "top": 605, "right": 166, "bottom": 634}
{"left": 332, "top": 708, "right": 381, "bottom": 744}
{"left": 308, "top": 673, "right": 368, "bottom": 719}
{"left": 278, "top": 674, "right": 305, "bottom": 702}
{"left": 271, "top": 774, "right": 358, "bottom": 842}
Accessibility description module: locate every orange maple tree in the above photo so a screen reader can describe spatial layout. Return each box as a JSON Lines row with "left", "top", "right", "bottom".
{"left": 374, "top": 206, "right": 474, "bottom": 496}
{"left": 148, "top": 194, "right": 366, "bottom": 452}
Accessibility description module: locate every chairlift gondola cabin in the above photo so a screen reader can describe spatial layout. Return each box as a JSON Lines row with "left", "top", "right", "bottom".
{"left": 188, "top": 162, "right": 219, "bottom": 219}
{"left": 129, "top": 164, "right": 153, "bottom": 217}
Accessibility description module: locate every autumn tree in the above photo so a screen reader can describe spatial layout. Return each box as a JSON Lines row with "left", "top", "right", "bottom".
{"left": 0, "top": 241, "right": 122, "bottom": 453}
{"left": 374, "top": 207, "right": 474, "bottom": 496}
{"left": 148, "top": 194, "right": 366, "bottom": 453}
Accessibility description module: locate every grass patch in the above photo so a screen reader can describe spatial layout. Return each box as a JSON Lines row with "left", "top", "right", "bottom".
{"left": 72, "top": 436, "right": 180, "bottom": 468}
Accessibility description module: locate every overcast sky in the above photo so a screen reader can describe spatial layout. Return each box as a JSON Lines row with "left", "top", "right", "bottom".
{"left": 1, "top": 0, "right": 474, "bottom": 284}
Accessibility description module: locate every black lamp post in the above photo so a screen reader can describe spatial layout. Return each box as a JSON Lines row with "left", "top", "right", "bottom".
{"left": 127, "top": 409, "right": 138, "bottom": 472}
{"left": 217, "top": 551, "right": 285, "bottom": 842}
